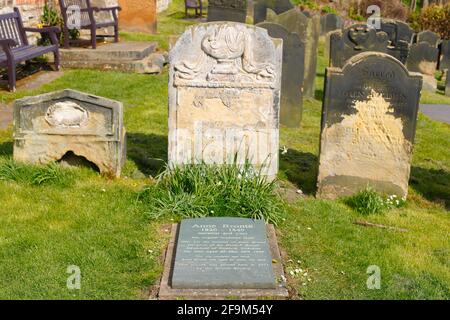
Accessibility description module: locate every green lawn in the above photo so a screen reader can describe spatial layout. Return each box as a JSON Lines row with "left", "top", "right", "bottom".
{"left": 0, "top": 0, "right": 449, "bottom": 299}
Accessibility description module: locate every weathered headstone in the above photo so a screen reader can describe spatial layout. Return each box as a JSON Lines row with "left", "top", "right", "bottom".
{"left": 118, "top": 0, "right": 157, "bottom": 34}
{"left": 446, "top": 73, "right": 450, "bottom": 97}
{"left": 317, "top": 52, "right": 422, "bottom": 199}
{"left": 439, "top": 40, "right": 450, "bottom": 71}
{"left": 406, "top": 41, "right": 439, "bottom": 91}
{"left": 169, "top": 22, "right": 282, "bottom": 180}
{"left": 207, "top": 0, "right": 248, "bottom": 23}
{"left": 171, "top": 218, "right": 275, "bottom": 289}
{"left": 13, "top": 89, "right": 126, "bottom": 177}
{"left": 417, "top": 30, "right": 440, "bottom": 47}
{"left": 329, "top": 24, "right": 389, "bottom": 68}
{"left": 380, "top": 19, "right": 414, "bottom": 64}
{"left": 257, "top": 22, "right": 305, "bottom": 127}
{"left": 253, "top": 0, "right": 294, "bottom": 24}
{"left": 267, "top": 8, "right": 319, "bottom": 98}
{"left": 320, "top": 13, "right": 343, "bottom": 36}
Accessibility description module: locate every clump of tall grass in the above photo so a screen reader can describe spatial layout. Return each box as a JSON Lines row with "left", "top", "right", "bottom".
{"left": 0, "top": 158, "right": 73, "bottom": 187}
{"left": 138, "top": 162, "right": 285, "bottom": 225}
{"left": 345, "top": 186, "right": 406, "bottom": 215}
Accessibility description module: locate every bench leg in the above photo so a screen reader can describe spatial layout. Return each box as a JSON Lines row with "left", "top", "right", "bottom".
{"left": 91, "top": 28, "right": 97, "bottom": 49}
{"left": 63, "top": 28, "right": 70, "bottom": 49}
{"left": 7, "top": 63, "right": 16, "bottom": 92}
{"left": 54, "top": 50, "right": 61, "bottom": 71}
{"left": 114, "top": 24, "right": 119, "bottom": 43}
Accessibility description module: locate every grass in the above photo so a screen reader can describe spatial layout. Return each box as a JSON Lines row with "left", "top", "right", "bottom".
{"left": 0, "top": 0, "right": 449, "bottom": 299}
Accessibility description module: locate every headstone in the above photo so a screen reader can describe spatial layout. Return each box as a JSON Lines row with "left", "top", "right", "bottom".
{"left": 417, "top": 30, "right": 440, "bottom": 47}
{"left": 171, "top": 218, "right": 275, "bottom": 289}
{"left": 439, "top": 40, "right": 450, "bottom": 71}
{"left": 446, "top": 73, "right": 450, "bottom": 96}
{"left": 267, "top": 8, "right": 319, "bottom": 99}
{"left": 317, "top": 52, "right": 422, "bottom": 199}
{"left": 169, "top": 22, "right": 282, "bottom": 180}
{"left": 207, "top": 0, "right": 248, "bottom": 23}
{"left": 257, "top": 22, "right": 305, "bottom": 127}
{"left": 118, "top": 0, "right": 157, "bottom": 33}
{"left": 406, "top": 41, "right": 439, "bottom": 92}
{"left": 320, "top": 13, "right": 343, "bottom": 36}
{"left": 329, "top": 24, "right": 389, "bottom": 68}
{"left": 253, "top": 0, "right": 294, "bottom": 24}
{"left": 380, "top": 19, "right": 414, "bottom": 64}
{"left": 13, "top": 89, "right": 126, "bottom": 177}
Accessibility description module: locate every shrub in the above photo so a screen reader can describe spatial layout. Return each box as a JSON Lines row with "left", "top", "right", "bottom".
{"left": 417, "top": 4, "right": 450, "bottom": 39}
{"left": 345, "top": 187, "right": 406, "bottom": 215}
{"left": 138, "top": 162, "right": 285, "bottom": 225}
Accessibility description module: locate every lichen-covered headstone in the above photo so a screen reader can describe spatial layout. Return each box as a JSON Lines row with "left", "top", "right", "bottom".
{"left": 380, "top": 19, "right": 414, "bottom": 64}
{"left": 406, "top": 41, "right": 439, "bottom": 92}
{"left": 320, "top": 13, "right": 343, "bottom": 36}
{"left": 329, "top": 24, "right": 389, "bottom": 68}
{"left": 317, "top": 52, "right": 422, "bottom": 199}
{"left": 207, "top": 0, "right": 247, "bottom": 23}
{"left": 417, "top": 30, "right": 440, "bottom": 47}
{"left": 267, "top": 8, "right": 319, "bottom": 99}
{"left": 169, "top": 22, "right": 282, "bottom": 180}
{"left": 13, "top": 89, "right": 126, "bottom": 177}
{"left": 257, "top": 22, "right": 304, "bottom": 127}
{"left": 253, "top": 0, "right": 294, "bottom": 24}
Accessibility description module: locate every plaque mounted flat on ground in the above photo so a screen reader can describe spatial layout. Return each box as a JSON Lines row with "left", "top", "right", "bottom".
{"left": 171, "top": 218, "right": 275, "bottom": 289}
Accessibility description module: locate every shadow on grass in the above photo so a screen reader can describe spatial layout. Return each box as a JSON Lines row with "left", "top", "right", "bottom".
{"left": 279, "top": 149, "right": 318, "bottom": 195}
{"left": 127, "top": 132, "right": 168, "bottom": 177}
{"left": 410, "top": 166, "right": 450, "bottom": 210}
{"left": 0, "top": 141, "right": 13, "bottom": 156}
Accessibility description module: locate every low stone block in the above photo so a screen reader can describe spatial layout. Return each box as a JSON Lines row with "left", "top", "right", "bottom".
{"left": 13, "top": 89, "right": 126, "bottom": 177}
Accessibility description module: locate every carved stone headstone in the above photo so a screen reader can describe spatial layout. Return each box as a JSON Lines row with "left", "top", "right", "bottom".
{"left": 320, "top": 13, "right": 343, "bottom": 36}
{"left": 439, "top": 40, "right": 450, "bottom": 71}
{"left": 317, "top": 52, "right": 422, "bottom": 199}
{"left": 406, "top": 41, "right": 439, "bottom": 91}
{"left": 267, "top": 8, "right": 319, "bottom": 99}
{"left": 171, "top": 218, "right": 275, "bottom": 289}
{"left": 169, "top": 22, "right": 282, "bottom": 180}
{"left": 207, "top": 0, "right": 248, "bottom": 23}
{"left": 380, "top": 19, "right": 414, "bottom": 64}
{"left": 329, "top": 24, "right": 389, "bottom": 68}
{"left": 13, "top": 89, "right": 126, "bottom": 177}
{"left": 257, "top": 22, "right": 305, "bottom": 127}
{"left": 253, "top": 0, "right": 294, "bottom": 24}
{"left": 417, "top": 30, "right": 440, "bottom": 47}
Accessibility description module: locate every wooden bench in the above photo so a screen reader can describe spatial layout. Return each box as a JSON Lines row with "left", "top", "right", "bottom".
{"left": 59, "top": 0, "right": 121, "bottom": 49}
{"left": 0, "top": 8, "right": 60, "bottom": 92}
{"left": 185, "top": 0, "right": 203, "bottom": 18}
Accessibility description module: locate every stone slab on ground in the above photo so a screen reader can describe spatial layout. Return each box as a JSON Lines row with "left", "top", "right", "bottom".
{"left": 420, "top": 104, "right": 450, "bottom": 124}
{"left": 59, "top": 42, "right": 165, "bottom": 74}
{"left": 158, "top": 223, "right": 289, "bottom": 300}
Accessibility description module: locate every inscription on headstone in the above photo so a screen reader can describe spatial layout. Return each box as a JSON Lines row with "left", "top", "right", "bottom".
{"left": 257, "top": 22, "right": 305, "bottom": 127}
{"left": 171, "top": 218, "right": 276, "bottom": 289}
{"left": 169, "top": 22, "right": 282, "bottom": 179}
{"left": 207, "top": 0, "right": 248, "bottom": 23}
{"left": 317, "top": 52, "right": 422, "bottom": 199}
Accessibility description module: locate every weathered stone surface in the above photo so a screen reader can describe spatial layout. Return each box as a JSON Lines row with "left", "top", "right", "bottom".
{"left": 257, "top": 22, "right": 304, "bottom": 127}
{"left": 171, "top": 218, "right": 275, "bottom": 289}
{"left": 380, "top": 19, "right": 414, "bottom": 64}
{"left": 169, "top": 22, "right": 282, "bottom": 180}
{"left": 207, "top": 0, "right": 247, "bottom": 23}
{"left": 406, "top": 41, "right": 439, "bottom": 76}
{"left": 253, "top": 0, "right": 294, "bottom": 24}
{"left": 446, "top": 73, "right": 450, "bottom": 97}
{"left": 267, "top": 8, "right": 319, "bottom": 98}
{"left": 320, "top": 13, "right": 342, "bottom": 35}
{"left": 439, "top": 40, "right": 450, "bottom": 71}
{"left": 59, "top": 42, "right": 164, "bottom": 74}
{"left": 13, "top": 89, "right": 126, "bottom": 177}
{"left": 317, "top": 52, "right": 422, "bottom": 199}
{"left": 329, "top": 24, "right": 389, "bottom": 68}
{"left": 118, "top": 0, "right": 157, "bottom": 33}
{"left": 417, "top": 30, "right": 440, "bottom": 47}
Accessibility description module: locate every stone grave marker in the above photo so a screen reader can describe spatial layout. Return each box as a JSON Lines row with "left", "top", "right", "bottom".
{"left": 417, "top": 30, "right": 440, "bottom": 47}
{"left": 446, "top": 73, "right": 450, "bottom": 97}
{"left": 380, "top": 19, "right": 414, "bottom": 64}
{"left": 320, "top": 13, "right": 343, "bottom": 36}
{"left": 169, "top": 22, "right": 282, "bottom": 180}
{"left": 439, "top": 40, "right": 450, "bottom": 71}
{"left": 317, "top": 52, "right": 422, "bottom": 199}
{"left": 267, "top": 8, "right": 319, "bottom": 99}
{"left": 118, "top": 0, "right": 157, "bottom": 34}
{"left": 253, "top": 0, "right": 294, "bottom": 24}
{"left": 329, "top": 24, "right": 389, "bottom": 68}
{"left": 406, "top": 41, "right": 439, "bottom": 91}
{"left": 257, "top": 22, "right": 305, "bottom": 127}
{"left": 13, "top": 89, "right": 126, "bottom": 177}
{"left": 207, "top": 0, "right": 248, "bottom": 23}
